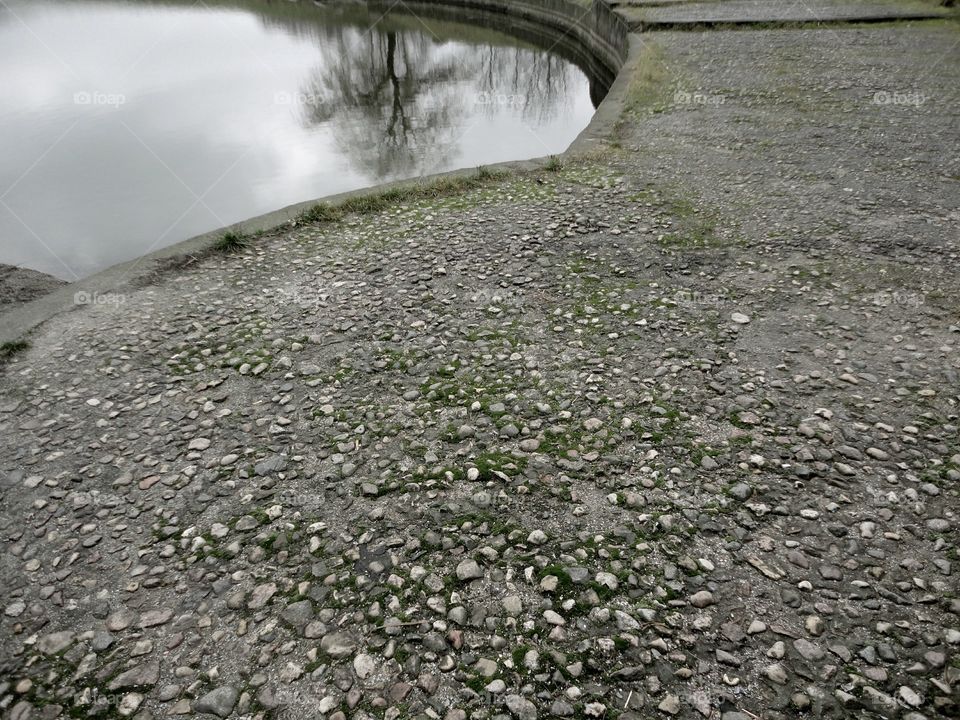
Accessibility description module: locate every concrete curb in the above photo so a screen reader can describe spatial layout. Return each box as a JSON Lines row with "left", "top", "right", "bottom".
{"left": 0, "top": 0, "right": 637, "bottom": 344}
{"left": 629, "top": 13, "right": 948, "bottom": 30}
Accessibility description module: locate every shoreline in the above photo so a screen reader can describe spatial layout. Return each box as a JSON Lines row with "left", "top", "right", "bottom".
{"left": 0, "top": 0, "right": 633, "bottom": 342}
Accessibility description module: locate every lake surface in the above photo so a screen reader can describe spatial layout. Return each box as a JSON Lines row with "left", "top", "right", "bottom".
{"left": 0, "top": 0, "right": 603, "bottom": 280}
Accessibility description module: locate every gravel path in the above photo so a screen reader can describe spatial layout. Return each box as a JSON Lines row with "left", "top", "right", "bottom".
{"left": 0, "top": 9, "right": 957, "bottom": 720}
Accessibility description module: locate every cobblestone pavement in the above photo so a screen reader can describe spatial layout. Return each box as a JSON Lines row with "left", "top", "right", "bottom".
{"left": 0, "top": 6, "right": 958, "bottom": 720}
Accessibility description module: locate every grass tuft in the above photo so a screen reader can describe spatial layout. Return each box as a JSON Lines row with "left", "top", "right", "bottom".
{"left": 299, "top": 202, "right": 344, "bottom": 224}
{"left": 0, "top": 340, "right": 30, "bottom": 364}
{"left": 476, "top": 165, "right": 497, "bottom": 180}
{"left": 296, "top": 167, "right": 507, "bottom": 226}
{"left": 545, "top": 155, "right": 564, "bottom": 172}
{"left": 213, "top": 230, "right": 249, "bottom": 253}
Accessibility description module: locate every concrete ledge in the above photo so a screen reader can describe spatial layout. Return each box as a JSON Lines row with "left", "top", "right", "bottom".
{"left": 0, "top": 0, "right": 636, "bottom": 344}
{"left": 615, "top": 0, "right": 952, "bottom": 27}
{"left": 628, "top": 12, "right": 947, "bottom": 30}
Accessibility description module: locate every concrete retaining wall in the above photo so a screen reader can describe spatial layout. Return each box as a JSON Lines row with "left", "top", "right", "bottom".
{"left": 372, "top": 0, "right": 630, "bottom": 75}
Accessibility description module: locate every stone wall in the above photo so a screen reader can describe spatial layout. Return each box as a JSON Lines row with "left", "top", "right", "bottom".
{"left": 366, "top": 0, "right": 630, "bottom": 77}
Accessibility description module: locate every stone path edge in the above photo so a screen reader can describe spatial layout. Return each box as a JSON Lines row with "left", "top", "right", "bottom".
{"left": 628, "top": 13, "right": 948, "bottom": 30}
{"left": 0, "top": 0, "right": 637, "bottom": 346}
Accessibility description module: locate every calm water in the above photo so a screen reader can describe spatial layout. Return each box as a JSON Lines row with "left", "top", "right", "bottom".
{"left": 0, "top": 0, "right": 601, "bottom": 279}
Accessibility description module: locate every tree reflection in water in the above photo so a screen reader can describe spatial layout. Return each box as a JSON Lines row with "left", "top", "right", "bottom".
{"left": 299, "top": 12, "right": 579, "bottom": 179}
